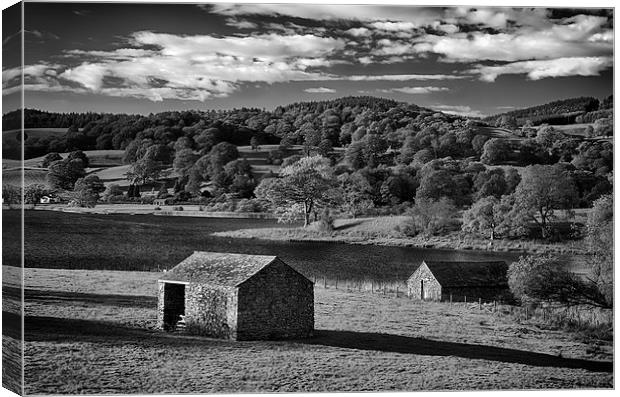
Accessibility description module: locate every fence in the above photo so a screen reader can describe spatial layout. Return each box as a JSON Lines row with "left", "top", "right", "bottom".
{"left": 309, "top": 274, "right": 612, "bottom": 331}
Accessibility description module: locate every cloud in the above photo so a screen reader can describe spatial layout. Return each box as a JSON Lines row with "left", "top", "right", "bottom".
{"left": 414, "top": 14, "right": 612, "bottom": 62}
{"left": 432, "top": 104, "right": 486, "bottom": 118}
{"left": 27, "top": 31, "right": 347, "bottom": 101}
{"left": 378, "top": 86, "right": 449, "bottom": 94}
{"left": 304, "top": 87, "right": 336, "bottom": 93}
{"left": 209, "top": 4, "right": 443, "bottom": 25}
{"left": 470, "top": 56, "right": 613, "bottom": 82}
{"left": 341, "top": 74, "right": 465, "bottom": 81}
{"left": 225, "top": 18, "right": 258, "bottom": 30}
{"left": 345, "top": 27, "right": 371, "bottom": 37}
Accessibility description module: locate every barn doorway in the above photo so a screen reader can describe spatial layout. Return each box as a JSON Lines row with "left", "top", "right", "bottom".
{"left": 420, "top": 280, "right": 425, "bottom": 300}
{"left": 163, "top": 282, "right": 185, "bottom": 331}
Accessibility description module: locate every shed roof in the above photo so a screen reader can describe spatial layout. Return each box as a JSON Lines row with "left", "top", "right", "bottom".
{"left": 420, "top": 260, "right": 508, "bottom": 288}
{"left": 160, "top": 251, "right": 279, "bottom": 287}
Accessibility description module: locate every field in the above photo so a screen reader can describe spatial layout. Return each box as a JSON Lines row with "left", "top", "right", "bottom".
{"left": 7, "top": 266, "right": 612, "bottom": 394}
{"left": 2, "top": 167, "right": 49, "bottom": 187}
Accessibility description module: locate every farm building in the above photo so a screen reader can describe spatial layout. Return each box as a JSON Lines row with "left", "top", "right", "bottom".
{"left": 157, "top": 251, "right": 314, "bottom": 340}
{"left": 407, "top": 260, "right": 510, "bottom": 302}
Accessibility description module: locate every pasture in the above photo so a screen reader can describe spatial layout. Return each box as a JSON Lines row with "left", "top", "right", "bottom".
{"left": 10, "top": 266, "right": 613, "bottom": 394}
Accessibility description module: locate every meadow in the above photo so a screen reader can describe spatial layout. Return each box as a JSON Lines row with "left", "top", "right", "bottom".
{"left": 11, "top": 267, "right": 613, "bottom": 394}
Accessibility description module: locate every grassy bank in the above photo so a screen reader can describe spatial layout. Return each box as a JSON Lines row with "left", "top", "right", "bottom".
{"left": 213, "top": 216, "right": 587, "bottom": 255}
{"left": 17, "top": 267, "right": 613, "bottom": 394}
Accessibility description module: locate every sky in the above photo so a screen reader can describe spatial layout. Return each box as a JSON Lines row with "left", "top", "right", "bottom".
{"left": 1, "top": 1, "right": 614, "bottom": 117}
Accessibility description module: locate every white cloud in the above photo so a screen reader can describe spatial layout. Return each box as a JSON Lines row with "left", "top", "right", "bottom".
{"left": 470, "top": 56, "right": 613, "bottom": 82}
{"left": 209, "top": 4, "right": 442, "bottom": 25}
{"left": 341, "top": 74, "right": 465, "bottom": 81}
{"left": 304, "top": 87, "right": 336, "bottom": 93}
{"left": 225, "top": 18, "right": 258, "bottom": 30}
{"left": 370, "top": 21, "right": 416, "bottom": 32}
{"left": 345, "top": 27, "right": 371, "bottom": 37}
{"left": 414, "top": 13, "right": 612, "bottom": 63}
{"left": 37, "top": 31, "right": 347, "bottom": 101}
{"left": 379, "top": 86, "right": 449, "bottom": 94}
{"left": 432, "top": 104, "right": 486, "bottom": 118}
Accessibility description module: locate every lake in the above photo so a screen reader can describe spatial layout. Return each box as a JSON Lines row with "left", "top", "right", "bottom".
{"left": 5, "top": 210, "right": 524, "bottom": 282}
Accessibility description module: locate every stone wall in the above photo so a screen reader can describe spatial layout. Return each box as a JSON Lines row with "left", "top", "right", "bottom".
{"left": 236, "top": 259, "right": 314, "bottom": 340}
{"left": 407, "top": 264, "right": 442, "bottom": 301}
{"left": 184, "top": 284, "right": 238, "bottom": 339}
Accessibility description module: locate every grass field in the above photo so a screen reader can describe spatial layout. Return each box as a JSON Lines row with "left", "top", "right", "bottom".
{"left": 2, "top": 167, "right": 49, "bottom": 187}
{"left": 9, "top": 266, "right": 612, "bottom": 394}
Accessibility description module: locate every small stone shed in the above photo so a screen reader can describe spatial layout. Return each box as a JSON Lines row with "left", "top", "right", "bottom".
{"left": 407, "top": 260, "right": 510, "bottom": 302}
{"left": 157, "top": 251, "right": 314, "bottom": 340}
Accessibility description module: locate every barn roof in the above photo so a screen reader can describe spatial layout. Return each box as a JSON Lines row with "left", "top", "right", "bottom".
{"left": 421, "top": 260, "right": 508, "bottom": 288}
{"left": 160, "top": 251, "right": 279, "bottom": 287}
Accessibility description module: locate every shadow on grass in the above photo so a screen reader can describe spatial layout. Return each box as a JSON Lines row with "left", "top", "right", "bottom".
{"left": 16, "top": 287, "right": 156, "bottom": 309}
{"left": 333, "top": 220, "right": 365, "bottom": 231}
{"left": 304, "top": 330, "right": 612, "bottom": 373}
{"left": 23, "top": 315, "right": 612, "bottom": 373}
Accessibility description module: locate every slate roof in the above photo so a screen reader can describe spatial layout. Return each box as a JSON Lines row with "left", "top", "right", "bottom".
{"left": 419, "top": 260, "right": 508, "bottom": 288}
{"left": 160, "top": 251, "right": 279, "bottom": 287}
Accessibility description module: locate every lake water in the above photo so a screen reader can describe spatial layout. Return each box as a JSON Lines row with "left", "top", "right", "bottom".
{"left": 2, "top": 210, "right": 546, "bottom": 281}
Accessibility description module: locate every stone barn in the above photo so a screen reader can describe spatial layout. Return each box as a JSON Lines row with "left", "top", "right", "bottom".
{"left": 157, "top": 251, "right": 314, "bottom": 340}
{"left": 407, "top": 260, "right": 510, "bottom": 302}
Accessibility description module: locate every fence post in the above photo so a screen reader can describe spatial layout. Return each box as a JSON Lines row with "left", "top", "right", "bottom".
{"left": 383, "top": 285, "right": 386, "bottom": 295}
{"left": 494, "top": 300, "right": 497, "bottom": 313}
{"left": 335, "top": 277, "right": 338, "bottom": 289}
{"left": 479, "top": 298, "right": 482, "bottom": 310}
{"left": 323, "top": 277, "right": 327, "bottom": 289}
{"left": 396, "top": 286, "right": 399, "bottom": 298}
{"left": 371, "top": 281, "right": 374, "bottom": 293}
{"left": 450, "top": 294, "right": 452, "bottom": 305}
{"left": 464, "top": 296, "right": 467, "bottom": 304}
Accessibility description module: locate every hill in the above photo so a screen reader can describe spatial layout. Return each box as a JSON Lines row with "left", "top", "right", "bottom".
{"left": 484, "top": 96, "right": 607, "bottom": 126}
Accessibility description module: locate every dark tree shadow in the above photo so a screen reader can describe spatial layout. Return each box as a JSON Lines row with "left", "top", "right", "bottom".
{"left": 302, "top": 330, "right": 612, "bottom": 373}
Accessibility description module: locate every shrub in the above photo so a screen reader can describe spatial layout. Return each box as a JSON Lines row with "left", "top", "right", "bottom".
{"left": 172, "top": 206, "right": 184, "bottom": 211}
{"left": 403, "top": 198, "right": 457, "bottom": 236}
{"left": 316, "top": 208, "right": 334, "bottom": 232}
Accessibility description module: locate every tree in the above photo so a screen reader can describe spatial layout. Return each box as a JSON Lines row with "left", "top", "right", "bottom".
{"left": 67, "top": 150, "right": 90, "bottom": 168}
{"left": 255, "top": 155, "right": 338, "bottom": 227}
{"left": 317, "top": 138, "right": 332, "bottom": 157}
{"left": 250, "top": 135, "right": 260, "bottom": 151}
{"left": 126, "top": 145, "right": 171, "bottom": 186}
{"left": 24, "top": 184, "right": 49, "bottom": 204}
{"left": 512, "top": 164, "right": 578, "bottom": 238}
{"left": 508, "top": 255, "right": 610, "bottom": 308}
{"left": 585, "top": 194, "right": 613, "bottom": 306}
{"left": 405, "top": 198, "right": 456, "bottom": 236}
{"left": 2, "top": 185, "right": 21, "bottom": 205}
{"left": 101, "top": 184, "right": 123, "bottom": 201}
{"left": 173, "top": 148, "right": 199, "bottom": 177}
{"left": 47, "top": 158, "right": 86, "bottom": 190}
{"left": 461, "top": 196, "right": 510, "bottom": 241}
{"left": 71, "top": 175, "right": 105, "bottom": 207}
{"left": 480, "top": 138, "right": 511, "bottom": 165}
{"left": 42, "top": 152, "right": 62, "bottom": 168}
{"left": 473, "top": 169, "right": 507, "bottom": 200}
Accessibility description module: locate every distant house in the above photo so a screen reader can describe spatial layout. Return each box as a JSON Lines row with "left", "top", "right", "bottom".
{"left": 407, "top": 260, "right": 510, "bottom": 302}
{"left": 39, "top": 195, "right": 59, "bottom": 204}
{"left": 157, "top": 251, "right": 314, "bottom": 340}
